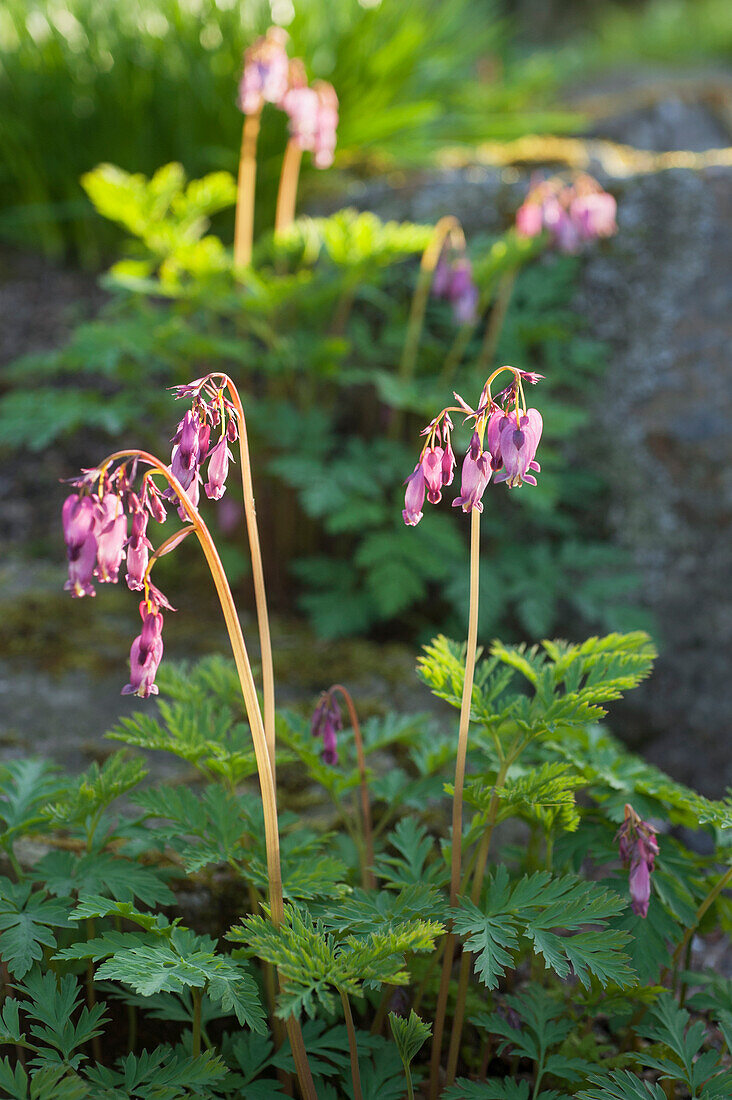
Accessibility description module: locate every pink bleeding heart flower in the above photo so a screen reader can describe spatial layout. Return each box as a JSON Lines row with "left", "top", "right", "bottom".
{"left": 64, "top": 532, "right": 98, "bottom": 598}
{"left": 449, "top": 258, "right": 479, "bottom": 325}
{"left": 238, "top": 26, "right": 290, "bottom": 115}
{"left": 95, "top": 493, "right": 128, "bottom": 583}
{"left": 121, "top": 603, "right": 164, "bottom": 699}
{"left": 125, "top": 509, "right": 152, "bottom": 592}
{"left": 205, "top": 437, "right": 233, "bottom": 501}
{"left": 311, "top": 81, "right": 338, "bottom": 169}
{"left": 62, "top": 494, "right": 95, "bottom": 553}
{"left": 452, "top": 431, "right": 491, "bottom": 512}
{"left": 421, "top": 447, "right": 445, "bottom": 505}
{"left": 402, "top": 463, "right": 426, "bottom": 527}
{"left": 62, "top": 494, "right": 98, "bottom": 598}
{"left": 441, "top": 427, "right": 456, "bottom": 487}
{"left": 493, "top": 409, "right": 542, "bottom": 487}
{"left": 570, "top": 189, "right": 617, "bottom": 241}
{"left": 484, "top": 406, "right": 505, "bottom": 471}
{"left": 515, "top": 199, "right": 544, "bottom": 238}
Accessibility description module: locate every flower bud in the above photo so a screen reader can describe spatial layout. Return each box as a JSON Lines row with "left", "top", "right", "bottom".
{"left": 311, "top": 692, "right": 342, "bottom": 766}
{"left": 616, "top": 804, "right": 659, "bottom": 919}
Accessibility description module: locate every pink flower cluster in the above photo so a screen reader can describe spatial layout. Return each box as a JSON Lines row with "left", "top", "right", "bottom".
{"left": 433, "top": 248, "right": 478, "bottom": 325}
{"left": 403, "top": 371, "right": 543, "bottom": 526}
{"left": 616, "top": 803, "right": 660, "bottom": 918}
{"left": 515, "top": 173, "right": 617, "bottom": 254}
{"left": 165, "top": 385, "right": 237, "bottom": 519}
{"left": 61, "top": 376, "right": 240, "bottom": 698}
{"left": 238, "top": 27, "right": 338, "bottom": 169}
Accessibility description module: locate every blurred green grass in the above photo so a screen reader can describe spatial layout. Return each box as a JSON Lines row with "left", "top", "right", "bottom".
{"left": 0, "top": 0, "right": 575, "bottom": 264}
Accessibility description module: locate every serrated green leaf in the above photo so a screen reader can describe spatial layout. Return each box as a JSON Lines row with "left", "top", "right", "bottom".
{"left": 389, "top": 1009, "right": 431, "bottom": 1068}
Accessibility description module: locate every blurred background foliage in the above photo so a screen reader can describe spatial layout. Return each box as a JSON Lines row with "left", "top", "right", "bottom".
{"left": 0, "top": 164, "right": 641, "bottom": 641}
{"left": 1, "top": 0, "right": 729, "bottom": 646}
{"left": 0, "top": 0, "right": 576, "bottom": 264}
{"left": 3, "top": 0, "right": 729, "bottom": 264}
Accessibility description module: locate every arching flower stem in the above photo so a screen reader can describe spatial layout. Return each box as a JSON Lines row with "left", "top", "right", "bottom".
{"left": 98, "top": 449, "right": 316, "bottom": 1100}
{"left": 330, "top": 684, "right": 375, "bottom": 889}
{"left": 393, "top": 215, "right": 467, "bottom": 436}
{"left": 475, "top": 267, "right": 518, "bottom": 378}
{"left": 203, "top": 373, "right": 277, "bottom": 785}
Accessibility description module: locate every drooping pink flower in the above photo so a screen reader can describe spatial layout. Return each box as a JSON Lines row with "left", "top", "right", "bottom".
{"left": 125, "top": 509, "right": 152, "bottom": 592}
{"left": 570, "top": 190, "right": 617, "bottom": 241}
{"left": 452, "top": 431, "right": 491, "bottom": 512}
{"left": 311, "top": 81, "right": 338, "bottom": 169}
{"left": 282, "top": 61, "right": 319, "bottom": 148}
{"left": 516, "top": 174, "right": 617, "bottom": 254}
{"left": 515, "top": 200, "right": 544, "bottom": 238}
{"left": 493, "top": 409, "right": 542, "bottom": 488}
{"left": 121, "top": 603, "right": 164, "bottom": 699}
{"left": 238, "top": 26, "right": 290, "bottom": 115}
{"left": 64, "top": 532, "right": 97, "bottom": 599}
{"left": 95, "top": 493, "right": 127, "bottom": 583}
{"left": 142, "top": 478, "right": 167, "bottom": 524}
{"left": 62, "top": 494, "right": 96, "bottom": 553}
{"left": 402, "top": 464, "right": 426, "bottom": 527}
{"left": 421, "top": 447, "right": 445, "bottom": 505}
{"left": 311, "top": 692, "right": 342, "bottom": 766}
{"left": 449, "top": 258, "right": 479, "bottom": 324}
{"left": 441, "top": 426, "right": 456, "bottom": 487}
{"left": 177, "top": 471, "right": 201, "bottom": 521}
{"left": 204, "top": 437, "right": 233, "bottom": 501}
{"left": 433, "top": 256, "right": 451, "bottom": 297}
{"left": 484, "top": 407, "right": 505, "bottom": 470}
{"left": 433, "top": 252, "right": 479, "bottom": 325}
{"left": 616, "top": 804, "right": 659, "bottom": 918}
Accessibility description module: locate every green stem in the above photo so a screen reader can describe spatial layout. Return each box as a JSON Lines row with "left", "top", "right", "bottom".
{"left": 3, "top": 843, "right": 23, "bottom": 881}
{"left": 412, "top": 938, "right": 444, "bottom": 1015}
{"left": 331, "top": 685, "right": 375, "bottom": 889}
{"left": 445, "top": 756, "right": 511, "bottom": 1086}
{"left": 544, "top": 832, "right": 554, "bottom": 873}
{"left": 192, "top": 987, "right": 203, "bottom": 1058}
{"left": 340, "top": 988, "right": 364, "bottom": 1100}
{"left": 532, "top": 1051, "right": 546, "bottom": 1100}
{"left": 671, "top": 864, "right": 732, "bottom": 991}
{"left": 429, "top": 509, "right": 481, "bottom": 1100}
{"left": 439, "top": 321, "right": 476, "bottom": 384}
{"left": 405, "top": 1062, "right": 415, "bottom": 1100}
{"left": 370, "top": 984, "right": 393, "bottom": 1035}
{"left": 393, "top": 215, "right": 466, "bottom": 438}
